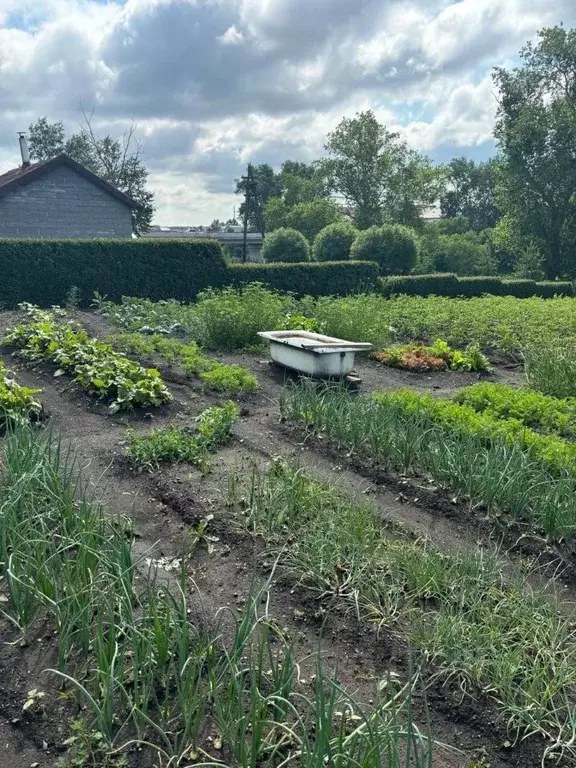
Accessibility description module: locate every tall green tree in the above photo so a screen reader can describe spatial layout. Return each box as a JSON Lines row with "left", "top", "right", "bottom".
{"left": 440, "top": 157, "right": 500, "bottom": 230}
{"left": 493, "top": 26, "right": 576, "bottom": 277}
{"left": 322, "top": 111, "right": 442, "bottom": 229}
{"left": 235, "top": 163, "right": 282, "bottom": 235}
{"left": 28, "top": 115, "right": 155, "bottom": 235}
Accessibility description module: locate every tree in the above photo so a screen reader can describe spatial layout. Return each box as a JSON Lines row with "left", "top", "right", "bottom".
{"left": 28, "top": 114, "right": 155, "bottom": 234}
{"left": 208, "top": 219, "right": 222, "bottom": 232}
{"left": 235, "top": 164, "right": 282, "bottom": 235}
{"left": 493, "top": 26, "right": 576, "bottom": 277}
{"left": 323, "top": 111, "right": 442, "bottom": 229}
{"left": 440, "top": 158, "right": 500, "bottom": 230}
{"left": 261, "top": 228, "right": 310, "bottom": 263}
{"left": 350, "top": 224, "right": 418, "bottom": 274}
{"left": 279, "top": 160, "right": 329, "bottom": 207}
{"left": 418, "top": 231, "right": 496, "bottom": 275}
{"left": 313, "top": 222, "right": 358, "bottom": 261}
{"left": 285, "top": 200, "right": 342, "bottom": 243}
{"left": 263, "top": 197, "right": 289, "bottom": 232}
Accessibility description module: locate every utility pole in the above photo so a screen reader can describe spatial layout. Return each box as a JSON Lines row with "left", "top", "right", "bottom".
{"left": 241, "top": 164, "right": 258, "bottom": 263}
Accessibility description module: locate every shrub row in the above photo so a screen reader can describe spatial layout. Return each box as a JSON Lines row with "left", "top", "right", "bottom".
{"left": 0, "top": 239, "right": 378, "bottom": 307}
{"left": 228, "top": 260, "right": 379, "bottom": 296}
{"left": 381, "top": 273, "right": 573, "bottom": 298}
{"left": 0, "top": 238, "right": 229, "bottom": 308}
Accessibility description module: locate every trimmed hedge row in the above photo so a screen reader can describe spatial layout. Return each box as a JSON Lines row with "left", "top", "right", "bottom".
{"left": 0, "top": 238, "right": 229, "bottom": 308}
{"left": 228, "top": 260, "right": 379, "bottom": 297}
{"left": 381, "top": 273, "right": 573, "bottom": 298}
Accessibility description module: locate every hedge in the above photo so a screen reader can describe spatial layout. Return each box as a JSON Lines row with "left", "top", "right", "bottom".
{"left": 0, "top": 238, "right": 229, "bottom": 308}
{"left": 228, "top": 261, "right": 379, "bottom": 297}
{"left": 380, "top": 274, "right": 459, "bottom": 297}
{"left": 381, "top": 273, "right": 574, "bottom": 298}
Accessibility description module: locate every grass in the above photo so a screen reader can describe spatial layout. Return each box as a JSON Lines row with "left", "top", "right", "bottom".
{"left": 125, "top": 401, "right": 240, "bottom": 471}
{"left": 0, "top": 423, "right": 438, "bottom": 767}
{"left": 108, "top": 332, "right": 258, "bottom": 394}
{"left": 229, "top": 458, "right": 576, "bottom": 762}
{"left": 281, "top": 382, "right": 576, "bottom": 539}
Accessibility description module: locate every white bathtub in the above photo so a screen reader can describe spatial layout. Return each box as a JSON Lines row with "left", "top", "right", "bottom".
{"left": 258, "top": 330, "right": 372, "bottom": 378}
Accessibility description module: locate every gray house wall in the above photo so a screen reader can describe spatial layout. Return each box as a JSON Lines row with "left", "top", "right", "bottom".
{"left": 0, "top": 165, "right": 133, "bottom": 238}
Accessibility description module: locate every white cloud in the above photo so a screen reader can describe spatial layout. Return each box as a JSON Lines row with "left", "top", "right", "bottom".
{"left": 0, "top": 0, "right": 575, "bottom": 223}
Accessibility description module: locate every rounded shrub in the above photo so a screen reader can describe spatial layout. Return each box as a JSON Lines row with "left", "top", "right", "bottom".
{"left": 261, "top": 227, "right": 311, "bottom": 263}
{"left": 350, "top": 224, "right": 418, "bottom": 275}
{"left": 313, "top": 222, "right": 358, "bottom": 262}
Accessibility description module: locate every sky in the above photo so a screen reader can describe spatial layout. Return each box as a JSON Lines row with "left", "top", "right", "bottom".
{"left": 0, "top": 0, "right": 574, "bottom": 225}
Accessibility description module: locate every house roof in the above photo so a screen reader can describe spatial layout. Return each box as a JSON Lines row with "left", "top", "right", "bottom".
{"left": 0, "top": 153, "right": 139, "bottom": 208}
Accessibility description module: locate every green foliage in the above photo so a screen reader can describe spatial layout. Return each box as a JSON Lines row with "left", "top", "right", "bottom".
{"left": 229, "top": 262, "right": 379, "bottom": 298}
{"left": 284, "top": 199, "right": 342, "bottom": 243}
{"left": 376, "top": 388, "right": 576, "bottom": 476}
{"left": 235, "top": 459, "right": 576, "bottom": 756}
{"left": 513, "top": 243, "right": 546, "bottom": 280}
{"left": 350, "top": 224, "right": 418, "bottom": 274}
{"left": 29, "top": 115, "right": 154, "bottom": 234}
{"left": 0, "top": 361, "right": 42, "bottom": 428}
{"left": 313, "top": 221, "right": 358, "bottom": 261}
{"left": 417, "top": 229, "right": 496, "bottom": 276}
{"left": 274, "top": 313, "right": 325, "bottom": 333}
{"left": 126, "top": 401, "right": 239, "bottom": 470}
{"left": 454, "top": 382, "right": 576, "bottom": 438}
{"left": 314, "top": 293, "right": 576, "bottom": 356}
{"left": 381, "top": 274, "right": 573, "bottom": 299}
{"left": 372, "top": 339, "right": 490, "bottom": 372}
{"left": 108, "top": 333, "right": 258, "bottom": 393}
{"left": 439, "top": 157, "right": 500, "bottom": 230}
{"left": 4, "top": 307, "right": 171, "bottom": 413}
{"left": 493, "top": 27, "right": 576, "bottom": 277}
{"left": 380, "top": 274, "right": 460, "bottom": 297}
{"left": 193, "top": 283, "right": 295, "bottom": 349}
{"left": 281, "top": 383, "right": 576, "bottom": 537}
{"left": 0, "top": 239, "right": 228, "bottom": 308}
{"left": 235, "top": 163, "right": 281, "bottom": 235}
{"left": 261, "top": 227, "right": 311, "bottom": 263}
{"left": 263, "top": 197, "right": 289, "bottom": 232}
{"left": 524, "top": 342, "right": 576, "bottom": 398}
{"left": 322, "top": 110, "right": 443, "bottom": 228}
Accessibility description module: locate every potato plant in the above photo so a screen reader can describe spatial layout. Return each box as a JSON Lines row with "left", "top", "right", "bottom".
{"left": 4, "top": 307, "right": 171, "bottom": 413}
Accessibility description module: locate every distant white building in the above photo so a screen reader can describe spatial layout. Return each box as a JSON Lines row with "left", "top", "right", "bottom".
{"left": 144, "top": 227, "right": 264, "bottom": 261}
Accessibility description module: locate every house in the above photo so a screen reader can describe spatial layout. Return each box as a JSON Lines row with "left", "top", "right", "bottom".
{"left": 0, "top": 135, "right": 137, "bottom": 238}
{"left": 144, "top": 227, "right": 264, "bottom": 261}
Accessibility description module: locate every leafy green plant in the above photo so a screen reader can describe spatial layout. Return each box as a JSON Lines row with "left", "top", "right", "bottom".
{"left": 454, "top": 382, "right": 576, "bottom": 438}
{"left": 108, "top": 332, "right": 258, "bottom": 393}
{"left": 125, "top": 401, "right": 239, "bottom": 470}
{"left": 3, "top": 308, "right": 171, "bottom": 413}
{"left": 274, "top": 313, "right": 325, "bottom": 333}
{"left": 372, "top": 339, "right": 490, "bottom": 372}
{"left": 0, "top": 361, "right": 42, "bottom": 427}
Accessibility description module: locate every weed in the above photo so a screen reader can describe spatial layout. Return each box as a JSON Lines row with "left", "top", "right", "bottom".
{"left": 125, "top": 401, "right": 239, "bottom": 470}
